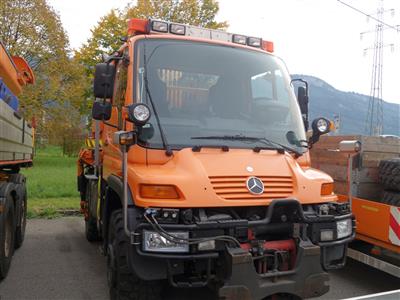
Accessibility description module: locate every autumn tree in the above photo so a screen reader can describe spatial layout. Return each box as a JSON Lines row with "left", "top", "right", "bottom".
{"left": 76, "top": 0, "right": 227, "bottom": 72}
{"left": 0, "top": 0, "right": 88, "bottom": 150}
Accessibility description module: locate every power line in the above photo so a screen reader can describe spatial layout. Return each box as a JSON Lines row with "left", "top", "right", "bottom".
{"left": 337, "top": 0, "right": 399, "bottom": 32}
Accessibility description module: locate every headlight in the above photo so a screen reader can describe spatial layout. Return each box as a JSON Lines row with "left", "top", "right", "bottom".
{"left": 143, "top": 230, "right": 189, "bottom": 253}
{"left": 128, "top": 103, "right": 151, "bottom": 126}
{"left": 336, "top": 219, "right": 352, "bottom": 239}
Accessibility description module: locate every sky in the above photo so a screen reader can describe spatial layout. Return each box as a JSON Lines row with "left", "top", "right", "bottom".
{"left": 48, "top": 0, "right": 400, "bottom": 105}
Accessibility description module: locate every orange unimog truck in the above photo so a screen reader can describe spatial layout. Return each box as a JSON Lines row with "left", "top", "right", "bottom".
{"left": 0, "top": 40, "right": 35, "bottom": 279}
{"left": 78, "top": 19, "right": 355, "bottom": 300}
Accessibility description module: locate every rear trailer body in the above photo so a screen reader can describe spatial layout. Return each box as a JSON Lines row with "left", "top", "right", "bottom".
{"left": 311, "top": 135, "right": 400, "bottom": 277}
{"left": 0, "top": 40, "right": 33, "bottom": 279}
{"left": 0, "top": 100, "right": 33, "bottom": 167}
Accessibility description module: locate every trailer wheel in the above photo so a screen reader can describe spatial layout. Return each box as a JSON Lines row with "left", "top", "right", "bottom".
{"left": 0, "top": 192, "right": 16, "bottom": 279}
{"left": 14, "top": 184, "right": 27, "bottom": 249}
{"left": 107, "top": 210, "right": 161, "bottom": 300}
{"left": 382, "top": 190, "right": 400, "bottom": 206}
{"left": 7, "top": 174, "right": 25, "bottom": 184}
{"left": 379, "top": 158, "right": 400, "bottom": 192}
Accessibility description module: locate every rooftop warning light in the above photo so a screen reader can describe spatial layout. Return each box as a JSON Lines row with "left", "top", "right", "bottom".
{"left": 232, "top": 34, "right": 247, "bottom": 45}
{"left": 127, "top": 18, "right": 274, "bottom": 53}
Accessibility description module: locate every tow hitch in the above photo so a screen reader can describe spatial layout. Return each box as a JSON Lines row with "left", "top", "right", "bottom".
{"left": 240, "top": 239, "right": 297, "bottom": 275}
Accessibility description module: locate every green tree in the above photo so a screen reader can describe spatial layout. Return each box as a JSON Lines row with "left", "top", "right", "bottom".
{"left": 76, "top": 0, "right": 227, "bottom": 71}
{"left": 0, "top": 0, "right": 87, "bottom": 121}
{"left": 0, "top": 0, "right": 88, "bottom": 151}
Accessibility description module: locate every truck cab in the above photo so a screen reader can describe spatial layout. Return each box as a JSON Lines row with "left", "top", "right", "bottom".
{"left": 78, "top": 19, "right": 355, "bottom": 300}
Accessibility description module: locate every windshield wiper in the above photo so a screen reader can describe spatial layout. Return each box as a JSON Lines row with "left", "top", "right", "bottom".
{"left": 191, "top": 135, "right": 302, "bottom": 157}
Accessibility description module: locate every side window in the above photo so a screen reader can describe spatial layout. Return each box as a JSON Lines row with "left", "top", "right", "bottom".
{"left": 113, "top": 53, "right": 128, "bottom": 129}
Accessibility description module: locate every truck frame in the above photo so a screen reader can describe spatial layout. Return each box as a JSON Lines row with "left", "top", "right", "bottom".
{"left": 78, "top": 19, "right": 355, "bottom": 300}
{"left": 0, "top": 40, "right": 35, "bottom": 279}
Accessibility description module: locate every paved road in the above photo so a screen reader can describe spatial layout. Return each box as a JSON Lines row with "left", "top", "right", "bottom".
{"left": 0, "top": 218, "right": 398, "bottom": 300}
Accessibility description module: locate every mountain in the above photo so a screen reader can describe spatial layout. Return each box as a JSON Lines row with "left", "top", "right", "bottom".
{"left": 292, "top": 75, "right": 400, "bottom": 135}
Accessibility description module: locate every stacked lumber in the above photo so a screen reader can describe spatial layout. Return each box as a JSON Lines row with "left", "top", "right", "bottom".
{"left": 0, "top": 100, "right": 33, "bottom": 163}
{"left": 310, "top": 135, "right": 400, "bottom": 201}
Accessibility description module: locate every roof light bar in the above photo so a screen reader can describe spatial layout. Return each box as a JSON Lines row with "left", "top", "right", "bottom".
{"left": 127, "top": 18, "right": 149, "bottom": 35}
{"left": 262, "top": 41, "right": 274, "bottom": 53}
{"left": 127, "top": 18, "right": 274, "bottom": 53}
{"left": 232, "top": 34, "right": 247, "bottom": 45}
{"left": 247, "top": 37, "right": 262, "bottom": 48}
{"left": 170, "top": 23, "right": 186, "bottom": 35}
{"left": 151, "top": 20, "right": 168, "bottom": 32}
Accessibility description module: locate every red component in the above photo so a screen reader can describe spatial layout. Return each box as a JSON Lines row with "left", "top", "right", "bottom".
{"left": 128, "top": 18, "right": 149, "bottom": 36}
{"left": 247, "top": 228, "right": 255, "bottom": 240}
{"left": 262, "top": 40, "right": 274, "bottom": 53}
{"left": 240, "top": 239, "right": 296, "bottom": 252}
{"left": 241, "top": 239, "right": 297, "bottom": 269}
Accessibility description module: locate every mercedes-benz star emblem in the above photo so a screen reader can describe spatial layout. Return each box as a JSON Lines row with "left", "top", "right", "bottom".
{"left": 246, "top": 177, "right": 264, "bottom": 195}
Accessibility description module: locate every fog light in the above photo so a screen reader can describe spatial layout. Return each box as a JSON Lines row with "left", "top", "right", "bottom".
{"left": 232, "top": 34, "right": 247, "bottom": 45}
{"left": 337, "top": 219, "right": 352, "bottom": 239}
{"left": 128, "top": 103, "right": 151, "bottom": 126}
{"left": 143, "top": 231, "right": 189, "bottom": 253}
{"left": 198, "top": 240, "right": 215, "bottom": 251}
{"left": 170, "top": 23, "right": 185, "bottom": 35}
{"left": 247, "top": 37, "right": 262, "bottom": 47}
{"left": 320, "top": 229, "right": 334, "bottom": 241}
{"left": 151, "top": 20, "right": 168, "bottom": 32}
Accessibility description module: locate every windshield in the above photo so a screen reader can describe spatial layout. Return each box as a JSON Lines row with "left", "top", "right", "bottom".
{"left": 135, "top": 38, "right": 306, "bottom": 153}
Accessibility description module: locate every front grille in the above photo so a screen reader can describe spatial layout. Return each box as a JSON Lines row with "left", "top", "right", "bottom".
{"left": 209, "top": 175, "right": 294, "bottom": 200}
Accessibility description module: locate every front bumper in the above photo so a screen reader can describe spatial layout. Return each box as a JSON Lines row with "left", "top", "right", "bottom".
{"left": 126, "top": 199, "right": 355, "bottom": 299}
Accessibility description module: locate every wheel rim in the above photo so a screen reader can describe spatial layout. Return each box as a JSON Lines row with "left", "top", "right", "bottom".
{"left": 4, "top": 212, "right": 12, "bottom": 257}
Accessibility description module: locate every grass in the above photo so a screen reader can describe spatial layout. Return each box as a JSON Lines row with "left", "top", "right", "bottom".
{"left": 22, "top": 146, "right": 81, "bottom": 218}
{"left": 27, "top": 197, "right": 79, "bottom": 219}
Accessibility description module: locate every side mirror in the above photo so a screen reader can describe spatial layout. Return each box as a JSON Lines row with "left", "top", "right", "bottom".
{"left": 93, "top": 63, "right": 116, "bottom": 99}
{"left": 92, "top": 101, "right": 112, "bottom": 121}
{"left": 291, "top": 79, "right": 309, "bottom": 131}
{"left": 298, "top": 86, "right": 309, "bottom": 131}
{"left": 309, "top": 117, "right": 331, "bottom": 145}
{"left": 127, "top": 103, "right": 151, "bottom": 126}
{"left": 297, "top": 86, "right": 308, "bottom": 115}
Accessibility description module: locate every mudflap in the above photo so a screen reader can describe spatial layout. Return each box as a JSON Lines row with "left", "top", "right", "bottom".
{"left": 219, "top": 241, "right": 330, "bottom": 300}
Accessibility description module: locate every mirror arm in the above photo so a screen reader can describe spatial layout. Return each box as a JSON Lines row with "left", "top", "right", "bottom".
{"left": 308, "top": 134, "right": 320, "bottom": 148}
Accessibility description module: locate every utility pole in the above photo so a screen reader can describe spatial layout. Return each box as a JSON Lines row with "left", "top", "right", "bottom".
{"left": 337, "top": 0, "right": 398, "bottom": 136}
{"left": 362, "top": 0, "right": 397, "bottom": 136}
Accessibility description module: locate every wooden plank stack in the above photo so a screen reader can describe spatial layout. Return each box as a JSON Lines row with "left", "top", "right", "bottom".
{"left": 310, "top": 135, "right": 400, "bottom": 201}
{"left": 0, "top": 100, "right": 33, "bottom": 162}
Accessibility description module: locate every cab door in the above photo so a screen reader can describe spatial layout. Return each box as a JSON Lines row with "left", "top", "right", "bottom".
{"left": 102, "top": 49, "right": 129, "bottom": 178}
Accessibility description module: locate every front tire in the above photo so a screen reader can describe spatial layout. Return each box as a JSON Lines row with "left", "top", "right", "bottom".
{"left": 107, "top": 209, "right": 161, "bottom": 300}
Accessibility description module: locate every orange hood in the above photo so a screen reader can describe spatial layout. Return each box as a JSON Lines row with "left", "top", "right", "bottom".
{"left": 128, "top": 148, "right": 336, "bottom": 208}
